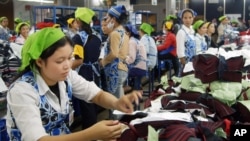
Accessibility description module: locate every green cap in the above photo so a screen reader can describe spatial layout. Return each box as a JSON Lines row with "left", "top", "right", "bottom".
{"left": 193, "top": 20, "right": 205, "bottom": 31}
{"left": 14, "top": 18, "right": 22, "bottom": 24}
{"left": 165, "top": 15, "right": 177, "bottom": 21}
{"left": 19, "top": 27, "right": 65, "bottom": 71}
{"left": 140, "top": 23, "right": 154, "bottom": 35}
{"left": 15, "top": 22, "right": 30, "bottom": 33}
{"left": 75, "top": 7, "right": 95, "bottom": 24}
{"left": 0, "top": 16, "right": 7, "bottom": 22}
{"left": 231, "top": 20, "right": 238, "bottom": 24}
{"left": 219, "top": 15, "right": 227, "bottom": 22}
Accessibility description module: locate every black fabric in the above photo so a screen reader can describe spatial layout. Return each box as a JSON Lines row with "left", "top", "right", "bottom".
{"left": 72, "top": 33, "right": 102, "bottom": 130}
{"left": 0, "top": 42, "right": 21, "bottom": 86}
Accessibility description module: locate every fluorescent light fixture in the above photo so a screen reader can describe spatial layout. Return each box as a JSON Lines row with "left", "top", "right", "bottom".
{"left": 18, "top": 0, "right": 54, "bottom": 4}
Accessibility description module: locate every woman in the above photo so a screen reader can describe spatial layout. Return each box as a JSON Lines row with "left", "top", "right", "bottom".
{"left": 216, "top": 15, "right": 232, "bottom": 46}
{"left": 157, "top": 21, "right": 179, "bottom": 76}
{"left": 6, "top": 27, "right": 141, "bottom": 141}
{"left": 204, "top": 22, "right": 218, "bottom": 48}
{"left": 193, "top": 20, "right": 208, "bottom": 54}
{"left": 71, "top": 7, "right": 102, "bottom": 130}
{"left": 176, "top": 8, "right": 196, "bottom": 66}
{"left": 124, "top": 24, "right": 147, "bottom": 92}
{"left": 100, "top": 5, "right": 129, "bottom": 98}
{"left": 15, "top": 22, "right": 30, "bottom": 45}
{"left": 65, "top": 18, "right": 79, "bottom": 39}
{"left": 139, "top": 22, "right": 157, "bottom": 70}
{"left": 0, "top": 16, "right": 11, "bottom": 41}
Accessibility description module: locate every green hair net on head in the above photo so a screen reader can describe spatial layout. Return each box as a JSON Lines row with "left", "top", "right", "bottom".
{"left": 166, "top": 15, "right": 177, "bottom": 21}
{"left": 14, "top": 18, "right": 22, "bottom": 24}
{"left": 19, "top": 27, "right": 65, "bottom": 72}
{"left": 140, "top": 23, "right": 154, "bottom": 35}
{"left": 15, "top": 22, "right": 30, "bottom": 33}
{"left": 75, "top": 7, "right": 95, "bottom": 24}
{"left": 219, "top": 15, "right": 227, "bottom": 22}
{"left": 193, "top": 20, "right": 205, "bottom": 31}
{"left": 0, "top": 16, "right": 7, "bottom": 22}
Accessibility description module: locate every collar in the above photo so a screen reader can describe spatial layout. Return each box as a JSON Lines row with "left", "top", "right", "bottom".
{"left": 182, "top": 24, "right": 195, "bottom": 34}
{"left": 35, "top": 71, "right": 66, "bottom": 96}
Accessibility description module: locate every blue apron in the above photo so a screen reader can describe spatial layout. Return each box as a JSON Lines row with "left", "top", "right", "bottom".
{"left": 9, "top": 71, "right": 72, "bottom": 140}
{"left": 183, "top": 29, "right": 196, "bottom": 62}
{"left": 103, "top": 29, "right": 125, "bottom": 94}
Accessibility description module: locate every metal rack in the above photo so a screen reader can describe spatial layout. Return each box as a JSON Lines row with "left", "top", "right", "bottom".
{"left": 32, "top": 5, "right": 108, "bottom": 37}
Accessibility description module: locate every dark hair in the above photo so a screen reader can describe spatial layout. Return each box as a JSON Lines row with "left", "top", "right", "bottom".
{"left": 195, "top": 23, "right": 206, "bottom": 32}
{"left": 17, "top": 36, "right": 73, "bottom": 77}
{"left": 17, "top": 23, "right": 29, "bottom": 35}
{"left": 109, "top": 12, "right": 128, "bottom": 24}
{"left": 181, "top": 9, "right": 195, "bottom": 18}
{"left": 79, "top": 20, "right": 92, "bottom": 35}
{"left": 124, "top": 25, "right": 139, "bottom": 39}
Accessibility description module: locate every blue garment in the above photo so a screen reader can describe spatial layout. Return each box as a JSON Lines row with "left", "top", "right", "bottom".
{"left": 9, "top": 71, "right": 72, "bottom": 140}
{"left": 104, "top": 29, "right": 125, "bottom": 95}
{"left": 182, "top": 29, "right": 196, "bottom": 62}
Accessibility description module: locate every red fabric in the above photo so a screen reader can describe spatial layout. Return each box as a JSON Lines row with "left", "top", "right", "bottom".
{"left": 157, "top": 32, "right": 177, "bottom": 56}
{"left": 36, "top": 22, "right": 54, "bottom": 29}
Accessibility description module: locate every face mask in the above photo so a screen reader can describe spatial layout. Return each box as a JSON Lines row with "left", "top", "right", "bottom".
{"left": 162, "top": 30, "right": 166, "bottom": 34}
{"left": 90, "top": 22, "right": 93, "bottom": 27}
{"left": 107, "top": 21, "right": 114, "bottom": 29}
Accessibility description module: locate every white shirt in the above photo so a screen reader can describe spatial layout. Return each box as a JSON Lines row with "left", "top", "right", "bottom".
{"left": 195, "top": 33, "right": 207, "bottom": 54}
{"left": 176, "top": 25, "right": 195, "bottom": 58}
{"left": 140, "top": 34, "right": 157, "bottom": 69}
{"left": 15, "top": 35, "right": 26, "bottom": 45}
{"left": 6, "top": 69, "right": 101, "bottom": 141}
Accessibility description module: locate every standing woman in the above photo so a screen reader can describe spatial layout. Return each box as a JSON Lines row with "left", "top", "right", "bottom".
{"left": 15, "top": 22, "right": 30, "bottom": 45}
{"left": 100, "top": 5, "right": 129, "bottom": 99}
{"left": 0, "top": 16, "right": 11, "bottom": 41}
{"left": 176, "top": 8, "right": 196, "bottom": 66}
{"left": 65, "top": 18, "right": 79, "bottom": 39}
{"left": 71, "top": 7, "right": 102, "bottom": 130}
{"left": 193, "top": 20, "right": 208, "bottom": 54}
{"left": 216, "top": 15, "right": 231, "bottom": 46}
{"left": 6, "top": 27, "right": 141, "bottom": 141}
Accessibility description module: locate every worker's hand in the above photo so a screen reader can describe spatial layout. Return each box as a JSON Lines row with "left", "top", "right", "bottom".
{"left": 179, "top": 57, "right": 186, "bottom": 65}
{"left": 89, "top": 120, "right": 123, "bottom": 140}
{"left": 115, "top": 90, "right": 142, "bottom": 113}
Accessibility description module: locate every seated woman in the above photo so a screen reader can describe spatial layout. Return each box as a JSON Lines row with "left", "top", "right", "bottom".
{"left": 193, "top": 20, "right": 208, "bottom": 54}
{"left": 124, "top": 24, "right": 147, "bottom": 92}
{"left": 157, "top": 21, "right": 179, "bottom": 76}
{"left": 15, "top": 22, "right": 30, "bottom": 45}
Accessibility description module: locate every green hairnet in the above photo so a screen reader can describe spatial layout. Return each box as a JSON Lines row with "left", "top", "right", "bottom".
{"left": 140, "top": 23, "right": 154, "bottom": 35}
{"left": 19, "top": 27, "right": 65, "bottom": 71}
{"left": 193, "top": 20, "right": 205, "bottom": 31}
{"left": 15, "top": 22, "right": 30, "bottom": 33}
{"left": 0, "top": 16, "right": 7, "bottom": 22}
{"left": 219, "top": 15, "right": 227, "bottom": 22}
{"left": 75, "top": 7, "right": 95, "bottom": 24}
{"left": 14, "top": 18, "right": 22, "bottom": 24}
{"left": 166, "top": 15, "right": 177, "bottom": 21}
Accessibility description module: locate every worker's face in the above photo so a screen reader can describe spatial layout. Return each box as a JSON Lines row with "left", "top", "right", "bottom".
{"left": 207, "top": 23, "right": 215, "bottom": 34}
{"left": 20, "top": 25, "right": 30, "bottom": 38}
{"left": 101, "top": 16, "right": 112, "bottom": 34}
{"left": 1, "top": 18, "right": 8, "bottom": 27}
{"left": 182, "top": 11, "right": 194, "bottom": 27}
{"left": 71, "top": 20, "right": 79, "bottom": 30}
{"left": 197, "top": 24, "right": 207, "bottom": 36}
{"left": 37, "top": 43, "right": 73, "bottom": 85}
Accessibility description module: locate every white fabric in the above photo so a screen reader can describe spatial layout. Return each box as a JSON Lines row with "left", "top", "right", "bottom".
{"left": 6, "top": 70, "right": 101, "bottom": 141}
